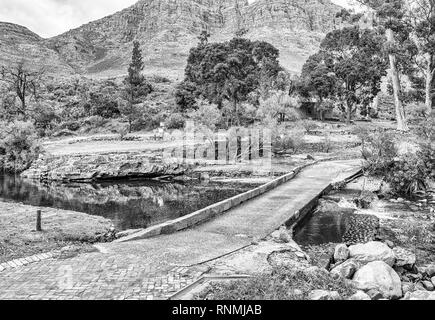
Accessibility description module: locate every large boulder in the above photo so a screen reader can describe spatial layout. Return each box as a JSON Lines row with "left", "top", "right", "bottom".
{"left": 402, "top": 291, "right": 435, "bottom": 300}
{"left": 349, "top": 241, "right": 395, "bottom": 266}
{"left": 353, "top": 261, "right": 402, "bottom": 300}
{"left": 331, "top": 259, "right": 359, "bottom": 279}
{"left": 308, "top": 290, "right": 341, "bottom": 300}
{"left": 393, "top": 247, "right": 416, "bottom": 269}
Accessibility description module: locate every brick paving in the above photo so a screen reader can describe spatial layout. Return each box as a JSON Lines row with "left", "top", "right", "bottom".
{"left": 0, "top": 249, "right": 207, "bottom": 300}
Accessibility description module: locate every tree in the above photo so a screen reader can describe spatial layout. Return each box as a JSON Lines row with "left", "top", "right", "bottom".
{"left": 122, "top": 41, "right": 152, "bottom": 132}
{"left": 299, "top": 52, "right": 339, "bottom": 120}
{"left": 409, "top": 0, "right": 435, "bottom": 114}
{"left": 356, "top": 0, "right": 411, "bottom": 131}
{"left": 301, "top": 27, "right": 387, "bottom": 123}
{"left": 0, "top": 61, "right": 45, "bottom": 119}
{"left": 177, "top": 38, "right": 281, "bottom": 126}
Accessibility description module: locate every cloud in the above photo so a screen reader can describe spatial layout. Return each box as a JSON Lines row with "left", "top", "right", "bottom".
{"left": 0, "top": 0, "right": 137, "bottom": 38}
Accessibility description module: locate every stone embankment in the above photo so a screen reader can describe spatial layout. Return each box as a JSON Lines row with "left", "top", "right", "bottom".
{"left": 21, "top": 152, "right": 188, "bottom": 182}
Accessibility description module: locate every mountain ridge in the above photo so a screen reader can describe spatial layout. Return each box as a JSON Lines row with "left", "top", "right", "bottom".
{"left": 0, "top": 0, "right": 343, "bottom": 79}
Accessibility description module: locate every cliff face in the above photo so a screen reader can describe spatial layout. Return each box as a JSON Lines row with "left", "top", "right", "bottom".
{"left": 0, "top": 22, "right": 74, "bottom": 74}
{"left": 0, "top": 0, "right": 342, "bottom": 78}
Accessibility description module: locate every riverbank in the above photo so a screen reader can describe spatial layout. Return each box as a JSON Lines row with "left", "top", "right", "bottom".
{"left": 194, "top": 175, "right": 435, "bottom": 300}
{"left": 0, "top": 201, "right": 114, "bottom": 263}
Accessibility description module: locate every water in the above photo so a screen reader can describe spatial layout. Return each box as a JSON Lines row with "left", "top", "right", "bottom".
{"left": 293, "top": 208, "right": 356, "bottom": 246}
{"left": 0, "top": 174, "right": 258, "bottom": 231}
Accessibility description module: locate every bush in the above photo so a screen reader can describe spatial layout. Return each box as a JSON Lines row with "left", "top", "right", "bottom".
{"left": 360, "top": 126, "right": 434, "bottom": 198}
{"left": 301, "top": 119, "right": 321, "bottom": 134}
{"left": 0, "top": 121, "right": 41, "bottom": 173}
{"left": 273, "top": 128, "right": 305, "bottom": 154}
{"left": 30, "top": 102, "right": 59, "bottom": 134}
{"left": 385, "top": 143, "right": 435, "bottom": 197}
{"left": 192, "top": 100, "right": 222, "bottom": 129}
{"left": 358, "top": 128, "right": 398, "bottom": 174}
{"left": 166, "top": 113, "right": 186, "bottom": 130}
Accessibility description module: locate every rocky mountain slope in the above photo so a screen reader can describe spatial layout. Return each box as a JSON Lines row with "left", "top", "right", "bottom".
{"left": 0, "top": 22, "right": 74, "bottom": 75}
{"left": 0, "top": 0, "right": 342, "bottom": 78}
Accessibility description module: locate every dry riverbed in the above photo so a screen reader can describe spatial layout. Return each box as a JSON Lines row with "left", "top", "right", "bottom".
{"left": 0, "top": 201, "right": 114, "bottom": 263}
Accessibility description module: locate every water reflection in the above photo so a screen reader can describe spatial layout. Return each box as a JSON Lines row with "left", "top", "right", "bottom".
{"left": 0, "top": 174, "right": 257, "bottom": 231}
{"left": 293, "top": 208, "right": 356, "bottom": 245}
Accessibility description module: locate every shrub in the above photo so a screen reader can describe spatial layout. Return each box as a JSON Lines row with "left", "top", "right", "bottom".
{"left": 273, "top": 128, "right": 305, "bottom": 154}
{"left": 166, "top": 113, "right": 186, "bottom": 130}
{"left": 151, "top": 75, "right": 171, "bottom": 83}
{"left": 358, "top": 128, "right": 398, "bottom": 174}
{"left": 301, "top": 119, "right": 320, "bottom": 134}
{"left": 192, "top": 100, "right": 222, "bottom": 129}
{"left": 415, "top": 117, "right": 435, "bottom": 142}
{"left": 321, "top": 133, "right": 333, "bottom": 153}
{"left": 385, "top": 143, "right": 435, "bottom": 197}
{"left": 195, "top": 268, "right": 356, "bottom": 300}
{"left": 30, "top": 102, "right": 59, "bottom": 134}
{"left": 0, "top": 121, "right": 41, "bottom": 173}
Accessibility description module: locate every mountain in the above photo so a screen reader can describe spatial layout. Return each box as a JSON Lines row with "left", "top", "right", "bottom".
{"left": 0, "top": 0, "right": 342, "bottom": 79}
{"left": 0, "top": 22, "right": 74, "bottom": 74}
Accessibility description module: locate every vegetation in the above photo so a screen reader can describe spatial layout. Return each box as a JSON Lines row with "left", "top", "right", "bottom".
{"left": 176, "top": 36, "right": 283, "bottom": 127}
{"left": 0, "top": 121, "right": 41, "bottom": 173}
{"left": 196, "top": 267, "right": 356, "bottom": 300}
{"left": 121, "top": 41, "right": 153, "bottom": 133}
{"left": 299, "top": 26, "right": 387, "bottom": 124}
{"left": 357, "top": 117, "right": 435, "bottom": 198}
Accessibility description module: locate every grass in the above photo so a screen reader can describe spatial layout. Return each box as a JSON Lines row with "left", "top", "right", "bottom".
{"left": 195, "top": 267, "right": 356, "bottom": 300}
{"left": 0, "top": 201, "right": 114, "bottom": 263}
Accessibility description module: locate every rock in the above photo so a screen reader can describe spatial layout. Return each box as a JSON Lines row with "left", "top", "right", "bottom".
{"left": 415, "top": 282, "right": 426, "bottom": 291}
{"left": 349, "top": 241, "right": 396, "bottom": 266}
{"left": 288, "top": 289, "right": 304, "bottom": 299}
{"left": 334, "top": 244, "right": 350, "bottom": 263}
{"left": 366, "top": 289, "right": 384, "bottom": 300}
{"left": 348, "top": 291, "right": 371, "bottom": 300}
{"left": 279, "top": 227, "right": 292, "bottom": 243}
{"left": 271, "top": 230, "right": 280, "bottom": 240}
{"left": 422, "top": 280, "right": 434, "bottom": 291}
{"left": 353, "top": 261, "right": 402, "bottom": 300}
{"left": 408, "top": 273, "right": 423, "bottom": 281}
{"left": 423, "top": 264, "right": 435, "bottom": 277}
{"left": 22, "top": 153, "right": 189, "bottom": 182}
{"left": 384, "top": 240, "right": 395, "bottom": 248}
{"left": 393, "top": 247, "right": 416, "bottom": 269}
{"left": 308, "top": 290, "right": 341, "bottom": 301}
{"left": 306, "top": 154, "right": 315, "bottom": 160}
{"left": 268, "top": 250, "right": 310, "bottom": 270}
{"left": 402, "top": 282, "right": 415, "bottom": 295}
{"left": 355, "top": 190, "right": 378, "bottom": 209}
{"left": 330, "top": 259, "right": 359, "bottom": 279}
{"left": 402, "top": 291, "right": 435, "bottom": 300}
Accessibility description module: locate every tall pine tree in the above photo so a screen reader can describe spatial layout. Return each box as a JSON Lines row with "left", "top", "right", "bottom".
{"left": 121, "top": 41, "right": 152, "bottom": 132}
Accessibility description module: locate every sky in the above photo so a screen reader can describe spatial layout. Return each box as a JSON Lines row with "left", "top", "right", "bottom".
{"left": 0, "top": 0, "right": 362, "bottom": 38}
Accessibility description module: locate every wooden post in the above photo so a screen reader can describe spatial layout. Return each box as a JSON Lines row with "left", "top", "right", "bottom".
{"left": 36, "top": 210, "right": 42, "bottom": 232}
